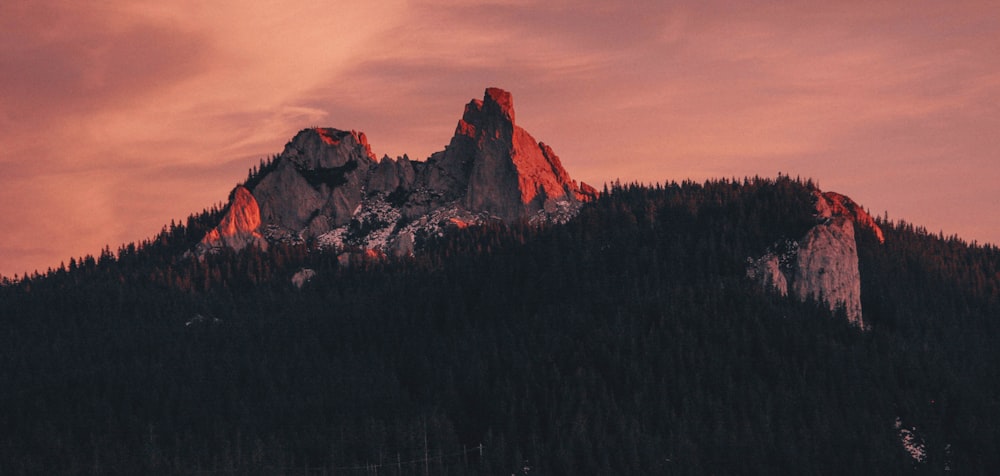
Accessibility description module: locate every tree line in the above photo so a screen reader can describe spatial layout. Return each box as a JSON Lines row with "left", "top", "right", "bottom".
{"left": 1, "top": 176, "right": 998, "bottom": 474}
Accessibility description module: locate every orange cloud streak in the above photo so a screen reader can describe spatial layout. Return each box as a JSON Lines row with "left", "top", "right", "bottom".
{"left": 1, "top": 0, "right": 999, "bottom": 277}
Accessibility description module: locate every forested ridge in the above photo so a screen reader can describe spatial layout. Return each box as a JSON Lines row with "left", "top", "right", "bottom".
{"left": 2, "top": 177, "right": 998, "bottom": 474}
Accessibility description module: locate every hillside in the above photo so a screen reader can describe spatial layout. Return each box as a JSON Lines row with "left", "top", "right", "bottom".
{"left": 2, "top": 177, "right": 999, "bottom": 474}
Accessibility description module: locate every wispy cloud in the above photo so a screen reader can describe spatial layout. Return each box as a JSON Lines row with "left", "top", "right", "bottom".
{"left": 1, "top": 0, "right": 998, "bottom": 276}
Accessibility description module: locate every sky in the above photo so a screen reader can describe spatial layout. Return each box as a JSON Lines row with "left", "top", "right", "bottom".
{"left": 1, "top": 0, "right": 999, "bottom": 277}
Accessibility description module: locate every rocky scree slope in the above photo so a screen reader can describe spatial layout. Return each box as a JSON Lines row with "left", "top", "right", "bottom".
{"left": 196, "top": 88, "right": 596, "bottom": 258}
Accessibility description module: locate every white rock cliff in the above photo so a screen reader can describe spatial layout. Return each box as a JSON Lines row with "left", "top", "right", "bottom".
{"left": 749, "top": 191, "right": 882, "bottom": 328}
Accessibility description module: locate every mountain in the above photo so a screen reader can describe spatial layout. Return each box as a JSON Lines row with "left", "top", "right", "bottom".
{"left": 198, "top": 87, "right": 877, "bottom": 328}
{"left": 2, "top": 91, "right": 999, "bottom": 475}
{"left": 196, "top": 88, "right": 597, "bottom": 258}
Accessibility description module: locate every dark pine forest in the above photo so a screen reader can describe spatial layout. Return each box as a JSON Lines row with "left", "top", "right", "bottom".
{"left": 2, "top": 177, "right": 999, "bottom": 474}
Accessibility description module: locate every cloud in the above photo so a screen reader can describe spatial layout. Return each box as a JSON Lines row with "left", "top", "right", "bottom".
{"left": 0, "top": 2, "right": 212, "bottom": 136}
{"left": 1, "top": 0, "right": 999, "bottom": 276}
{"left": 0, "top": 0, "right": 409, "bottom": 275}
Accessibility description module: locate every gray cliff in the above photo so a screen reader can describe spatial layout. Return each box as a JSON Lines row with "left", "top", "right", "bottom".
{"left": 749, "top": 191, "right": 883, "bottom": 328}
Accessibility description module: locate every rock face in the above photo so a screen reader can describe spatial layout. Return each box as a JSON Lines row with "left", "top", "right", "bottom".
{"left": 196, "top": 186, "right": 267, "bottom": 253}
{"left": 435, "top": 88, "right": 590, "bottom": 222}
{"left": 197, "top": 88, "right": 595, "bottom": 259}
{"left": 752, "top": 253, "right": 789, "bottom": 296}
{"left": 815, "top": 191, "right": 884, "bottom": 243}
{"left": 792, "top": 217, "right": 863, "bottom": 325}
{"left": 252, "top": 128, "right": 377, "bottom": 241}
{"left": 749, "top": 190, "right": 883, "bottom": 328}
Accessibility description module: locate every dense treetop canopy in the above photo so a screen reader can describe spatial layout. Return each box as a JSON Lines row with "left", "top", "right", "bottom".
{"left": 2, "top": 177, "right": 998, "bottom": 474}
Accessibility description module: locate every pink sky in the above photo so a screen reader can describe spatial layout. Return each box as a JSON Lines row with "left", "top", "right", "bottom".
{"left": 2, "top": 0, "right": 999, "bottom": 277}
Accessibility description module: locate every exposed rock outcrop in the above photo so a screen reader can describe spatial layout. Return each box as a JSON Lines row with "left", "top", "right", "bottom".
{"left": 749, "top": 190, "right": 882, "bottom": 328}
{"left": 197, "top": 88, "right": 595, "bottom": 259}
{"left": 416, "top": 87, "right": 596, "bottom": 222}
{"left": 196, "top": 186, "right": 267, "bottom": 254}
{"left": 792, "top": 217, "right": 863, "bottom": 325}
{"left": 291, "top": 268, "right": 317, "bottom": 289}
{"left": 750, "top": 253, "right": 789, "bottom": 297}
{"left": 252, "top": 128, "right": 377, "bottom": 241}
{"left": 815, "top": 191, "right": 884, "bottom": 243}
{"left": 454, "top": 88, "right": 592, "bottom": 222}
{"left": 368, "top": 155, "right": 416, "bottom": 194}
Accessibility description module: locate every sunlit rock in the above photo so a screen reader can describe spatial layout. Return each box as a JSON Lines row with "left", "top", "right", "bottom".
{"left": 815, "top": 191, "right": 884, "bottom": 243}
{"left": 197, "top": 87, "right": 595, "bottom": 258}
{"left": 459, "top": 88, "right": 594, "bottom": 222}
{"left": 196, "top": 186, "right": 267, "bottom": 254}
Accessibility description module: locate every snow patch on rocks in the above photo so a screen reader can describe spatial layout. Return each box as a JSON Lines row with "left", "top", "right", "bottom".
{"left": 894, "top": 417, "right": 926, "bottom": 463}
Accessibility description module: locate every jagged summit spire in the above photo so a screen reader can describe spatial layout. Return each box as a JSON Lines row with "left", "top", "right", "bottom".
{"left": 431, "top": 87, "right": 596, "bottom": 222}
{"left": 483, "top": 87, "right": 514, "bottom": 123}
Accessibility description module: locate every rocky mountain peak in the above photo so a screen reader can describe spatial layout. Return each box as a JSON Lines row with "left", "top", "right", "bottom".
{"left": 441, "top": 87, "right": 595, "bottom": 222}
{"left": 198, "top": 87, "right": 594, "bottom": 259}
{"left": 283, "top": 128, "right": 378, "bottom": 170}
